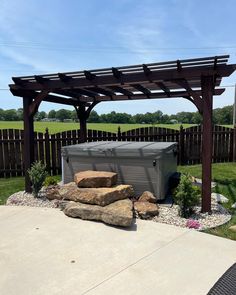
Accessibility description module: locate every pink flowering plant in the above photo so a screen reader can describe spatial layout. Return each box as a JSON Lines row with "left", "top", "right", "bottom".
{"left": 186, "top": 219, "right": 201, "bottom": 229}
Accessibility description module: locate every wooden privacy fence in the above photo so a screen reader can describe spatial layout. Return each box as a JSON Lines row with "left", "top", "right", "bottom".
{"left": 0, "top": 125, "right": 235, "bottom": 177}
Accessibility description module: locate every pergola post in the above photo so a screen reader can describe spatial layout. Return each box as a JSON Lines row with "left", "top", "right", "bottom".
{"left": 23, "top": 97, "right": 34, "bottom": 192}
{"left": 76, "top": 104, "right": 88, "bottom": 143}
{"left": 201, "top": 75, "right": 214, "bottom": 213}
{"left": 79, "top": 115, "right": 87, "bottom": 143}
{"left": 75, "top": 102, "right": 99, "bottom": 143}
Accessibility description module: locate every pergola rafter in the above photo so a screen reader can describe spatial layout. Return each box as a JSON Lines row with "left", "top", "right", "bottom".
{"left": 9, "top": 55, "right": 236, "bottom": 213}
{"left": 156, "top": 82, "right": 171, "bottom": 97}
{"left": 132, "top": 84, "right": 152, "bottom": 97}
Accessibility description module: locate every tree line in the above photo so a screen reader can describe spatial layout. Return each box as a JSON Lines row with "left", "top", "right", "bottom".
{"left": 0, "top": 105, "right": 233, "bottom": 125}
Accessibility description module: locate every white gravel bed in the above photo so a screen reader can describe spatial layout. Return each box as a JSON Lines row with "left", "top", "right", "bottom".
{"left": 153, "top": 199, "right": 231, "bottom": 230}
{"left": 6, "top": 191, "right": 61, "bottom": 208}
{"left": 6, "top": 190, "right": 231, "bottom": 230}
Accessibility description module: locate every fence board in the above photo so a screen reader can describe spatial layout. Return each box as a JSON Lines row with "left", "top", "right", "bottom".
{"left": 55, "top": 132, "right": 62, "bottom": 174}
{"left": 230, "top": 128, "right": 234, "bottom": 161}
{"left": 34, "top": 132, "right": 39, "bottom": 162}
{"left": 0, "top": 130, "right": 3, "bottom": 177}
{"left": 20, "top": 130, "right": 24, "bottom": 174}
{"left": 8, "top": 129, "right": 16, "bottom": 177}
{"left": 51, "top": 134, "right": 57, "bottom": 175}
{"left": 2, "top": 130, "right": 10, "bottom": 177}
{"left": 14, "top": 129, "right": 22, "bottom": 176}
{"left": 38, "top": 132, "right": 44, "bottom": 164}
{"left": 45, "top": 129, "right": 50, "bottom": 172}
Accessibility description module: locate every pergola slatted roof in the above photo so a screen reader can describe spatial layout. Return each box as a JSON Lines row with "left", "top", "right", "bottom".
{"left": 10, "top": 55, "right": 232, "bottom": 107}
{"left": 9, "top": 55, "right": 236, "bottom": 213}
{"left": 12, "top": 54, "right": 229, "bottom": 79}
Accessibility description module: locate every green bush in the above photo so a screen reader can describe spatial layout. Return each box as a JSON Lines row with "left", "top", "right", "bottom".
{"left": 43, "top": 176, "right": 58, "bottom": 187}
{"left": 174, "top": 174, "right": 201, "bottom": 218}
{"left": 28, "top": 161, "right": 48, "bottom": 197}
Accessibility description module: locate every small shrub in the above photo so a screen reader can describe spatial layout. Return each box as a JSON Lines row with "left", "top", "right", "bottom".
{"left": 174, "top": 174, "right": 201, "bottom": 218}
{"left": 28, "top": 161, "right": 48, "bottom": 197}
{"left": 44, "top": 176, "right": 58, "bottom": 187}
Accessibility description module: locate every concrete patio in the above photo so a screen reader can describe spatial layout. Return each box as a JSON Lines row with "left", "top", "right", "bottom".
{"left": 0, "top": 206, "right": 235, "bottom": 295}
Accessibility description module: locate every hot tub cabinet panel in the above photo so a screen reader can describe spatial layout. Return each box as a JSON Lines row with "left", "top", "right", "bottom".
{"left": 61, "top": 141, "right": 177, "bottom": 200}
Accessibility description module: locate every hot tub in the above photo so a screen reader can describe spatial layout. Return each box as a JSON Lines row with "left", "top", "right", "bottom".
{"left": 61, "top": 141, "right": 177, "bottom": 200}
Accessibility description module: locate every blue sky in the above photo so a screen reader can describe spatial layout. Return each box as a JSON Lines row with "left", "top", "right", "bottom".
{"left": 0, "top": 0, "right": 236, "bottom": 115}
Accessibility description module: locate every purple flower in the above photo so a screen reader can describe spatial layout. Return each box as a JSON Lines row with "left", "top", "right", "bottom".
{"left": 186, "top": 219, "right": 201, "bottom": 229}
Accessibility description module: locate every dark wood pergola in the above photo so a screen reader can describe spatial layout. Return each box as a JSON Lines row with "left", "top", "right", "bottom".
{"left": 9, "top": 55, "right": 236, "bottom": 212}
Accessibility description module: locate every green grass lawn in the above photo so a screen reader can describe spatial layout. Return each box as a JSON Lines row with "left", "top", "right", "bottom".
{"left": 0, "top": 177, "right": 25, "bottom": 205}
{"left": 178, "top": 163, "right": 236, "bottom": 240}
{"left": 0, "top": 121, "right": 233, "bottom": 134}
{"left": 0, "top": 175, "right": 61, "bottom": 205}
{"left": 0, "top": 121, "right": 194, "bottom": 134}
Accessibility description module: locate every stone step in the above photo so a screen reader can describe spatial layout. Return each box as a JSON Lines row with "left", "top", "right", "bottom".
{"left": 74, "top": 170, "right": 117, "bottom": 188}
{"left": 64, "top": 199, "right": 133, "bottom": 227}
{"left": 46, "top": 183, "right": 134, "bottom": 206}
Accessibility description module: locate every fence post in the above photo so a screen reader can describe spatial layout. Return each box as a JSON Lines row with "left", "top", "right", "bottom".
{"left": 179, "top": 125, "right": 184, "bottom": 165}
{"left": 117, "top": 126, "right": 121, "bottom": 141}
{"left": 45, "top": 128, "right": 51, "bottom": 174}
{"left": 233, "top": 124, "right": 236, "bottom": 162}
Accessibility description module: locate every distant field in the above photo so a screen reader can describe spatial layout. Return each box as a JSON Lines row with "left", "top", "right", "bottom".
{"left": 0, "top": 121, "right": 196, "bottom": 134}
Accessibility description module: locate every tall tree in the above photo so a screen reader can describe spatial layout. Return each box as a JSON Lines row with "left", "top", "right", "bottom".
{"left": 48, "top": 109, "right": 56, "bottom": 119}
{"left": 3, "top": 109, "right": 18, "bottom": 121}
{"left": 0, "top": 108, "right": 4, "bottom": 120}
{"left": 35, "top": 111, "right": 47, "bottom": 121}
{"left": 55, "top": 109, "right": 71, "bottom": 122}
{"left": 16, "top": 108, "right": 23, "bottom": 120}
{"left": 88, "top": 111, "right": 100, "bottom": 123}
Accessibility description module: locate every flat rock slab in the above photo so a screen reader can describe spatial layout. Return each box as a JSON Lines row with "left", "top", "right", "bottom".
{"left": 74, "top": 170, "right": 117, "bottom": 188}
{"left": 134, "top": 202, "right": 159, "bottom": 219}
{"left": 46, "top": 183, "right": 134, "bottom": 206}
{"left": 64, "top": 199, "right": 133, "bottom": 227}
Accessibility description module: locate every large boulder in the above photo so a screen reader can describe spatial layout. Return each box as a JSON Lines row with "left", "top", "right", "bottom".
{"left": 134, "top": 201, "right": 159, "bottom": 219}
{"left": 138, "top": 191, "right": 156, "bottom": 203}
{"left": 46, "top": 183, "right": 134, "bottom": 207}
{"left": 64, "top": 199, "right": 133, "bottom": 227}
{"left": 211, "top": 193, "right": 229, "bottom": 204}
{"left": 74, "top": 170, "right": 117, "bottom": 188}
